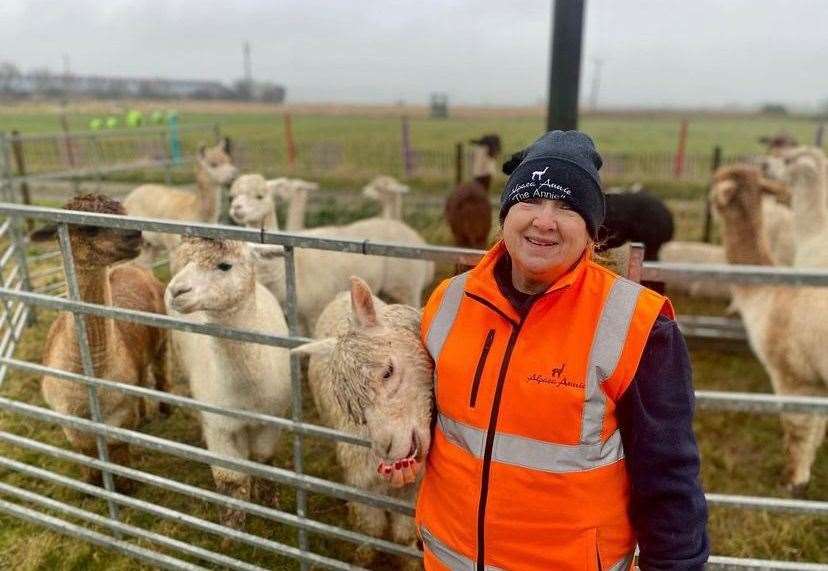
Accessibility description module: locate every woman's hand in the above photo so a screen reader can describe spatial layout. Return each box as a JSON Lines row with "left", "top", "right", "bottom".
{"left": 377, "top": 458, "right": 422, "bottom": 487}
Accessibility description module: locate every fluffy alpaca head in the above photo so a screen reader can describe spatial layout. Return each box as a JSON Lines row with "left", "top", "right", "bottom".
{"left": 710, "top": 165, "right": 764, "bottom": 223}
{"left": 30, "top": 194, "right": 141, "bottom": 268}
{"left": 294, "top": 277, "right": 433, "bottom": 466}
{"left": 197, "top": 137, "right": 239, "bottom": 186}
{"left": 362, "top": 175, "right": 409, "bottom": 201}
{"left": 165, "top": 237, "right": 255, "bottom": 315}
{"left": 781, "top": 146, "right": 827, "bottom": 191}
{"left": 229, "top": 174, "right": 279, "bottom": 226}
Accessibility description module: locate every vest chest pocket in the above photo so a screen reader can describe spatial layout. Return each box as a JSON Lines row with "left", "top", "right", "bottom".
{"left": 469, "top": 329, "right": 495, "bottom": 407}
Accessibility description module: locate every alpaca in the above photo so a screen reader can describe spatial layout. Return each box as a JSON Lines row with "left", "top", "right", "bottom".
{"left": 444, "top": 135, "right": 499, "bottom": 253}
{"left": 711, "top": 164, "right": 828, "bottom": 494}
{"left": 273, "top": 178, "right": 319, "bottom": 231}
{"left": 229, "top": 175, "right": 317, "bottom": 231}
{"left": 293, "top": 277, "right": 433, "bottom": 569}
{"left": 782, "top": 147, "right": 828, "bottom": 268}
{"left": 35, "top": 194, "right": 168, "bottom": 491}
{"left": 597, "top": 189, "right": 674, "bottom": 262}
{"left": 165, "top": 237, "right": 291, "bottom": 530}
{"left": 362, "top": 175, "right": 410, "bottom": 221}
{"left": 230, "top": 175, "right": 434, "bottom": 331}
{"left": 123, "top": 138, "right": 239, "bottom": 265}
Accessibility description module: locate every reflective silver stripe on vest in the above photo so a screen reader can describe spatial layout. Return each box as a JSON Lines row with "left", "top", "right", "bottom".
{"left": 439, "top": 412, "right": 624, "bottom": 473}
{"left": 580, "top": 278, "right": 642, "bottom": 445}
{"left": 419, "top": 526, "right": 504, "bottom": 571}
{"left": 425, "top": 272, "right": 469, "bottom": 362}
{"left": 608, "top": 552, "right": 635, "bottom": 571}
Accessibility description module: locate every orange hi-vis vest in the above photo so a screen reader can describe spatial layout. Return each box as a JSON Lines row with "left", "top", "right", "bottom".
{"left": 416, "top": 242, "right": 673, "bottom": 571}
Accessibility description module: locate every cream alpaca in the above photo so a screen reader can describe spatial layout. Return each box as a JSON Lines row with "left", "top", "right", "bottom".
{"left": 362, "top": 175, "right": 410, "bottom": 221}
{"left": 711, "top": 165, "right": 828, "bottom": 493}
{"left": 37, "top": 194, "right": 168, "bottom": 490}
{"left": 123, "top": 138, "right": 238, "bottom": 265}
{"left": 294, "top": 277, "right": 432, "bottom": 569}
{"left": 166, "top": 237, "right": 291, "bottom": 530}
{"left": 782, "top": 147, "right": 828, "bottom": 268}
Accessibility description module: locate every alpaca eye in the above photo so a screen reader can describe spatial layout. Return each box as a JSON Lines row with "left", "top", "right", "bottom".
{"left": 256, "top": 194, "right": 263, "bottom": 199}
{"left": 217, "top": 262, "right": 233, "bottom": 272}
{"left": 382, "top": 364, "right": 394, "bottom": 380}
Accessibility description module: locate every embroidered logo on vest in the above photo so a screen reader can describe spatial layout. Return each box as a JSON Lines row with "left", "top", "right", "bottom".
{"left": 526, "top": 363, "right": 585, "bottom": 389}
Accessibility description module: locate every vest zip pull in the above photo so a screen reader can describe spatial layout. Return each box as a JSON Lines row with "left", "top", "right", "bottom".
{"left": 469, "top": 329, "right": 495, "bottom": 408}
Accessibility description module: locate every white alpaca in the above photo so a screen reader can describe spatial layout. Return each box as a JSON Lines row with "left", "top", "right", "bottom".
{"left": 294, "top": 277, "right": 433, "bottom": 569}
{"left": 165, "top": 237, "right": 291, "bottom": 530}
{"left": 782, "top": 147, "right": 828, "bottom": 268}
{"left": 711, "top": 165, "right": 828, "bottom": 494}
{"left": 229, "top": 175, "right": 434, "bottom": 332}
{"left": 362, "top": 175, "right": 410, "bottom": 221}
{"left": 123, "top": 138, "right": 239, "bottom": 265}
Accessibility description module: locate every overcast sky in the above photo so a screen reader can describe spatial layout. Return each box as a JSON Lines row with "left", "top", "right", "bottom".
{"left": 1, "top": 0, "right": 826, "bottom": 109}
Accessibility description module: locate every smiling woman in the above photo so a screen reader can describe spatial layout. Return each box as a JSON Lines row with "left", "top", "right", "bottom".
{"left": 416, "top": 131, "right": 710, "bottom": 571}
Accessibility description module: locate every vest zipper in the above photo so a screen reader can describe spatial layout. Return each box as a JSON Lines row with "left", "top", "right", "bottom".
{"left": 475, "top": 310, "right": 531, "bottom": 571}
{"left": 469, "top": 329, "right": 495, "bottom": 408}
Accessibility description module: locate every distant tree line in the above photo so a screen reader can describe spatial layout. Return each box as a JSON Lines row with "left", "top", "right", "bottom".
{"left": 0, "top": 61, "right": 285, "bottom": 103}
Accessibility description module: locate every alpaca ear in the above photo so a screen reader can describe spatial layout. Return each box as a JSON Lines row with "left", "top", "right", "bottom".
{"left": 291, "top": 338, "right": 336, "bottom": 357}
{"left": 197, "top": 143, "right": 207, "bottom": 160}
{"left": 266, "top": 178, "right": 290, "bottom": 199}
{"left": 502, "top": 149, "right": 528, "bottom": 175}
{"left": 250, "top": 244, "right": 284, "bottom": 260}
{"left": 350, "top": 276, "right": 379, "bottom": 329}
{"left": 221, "top": 136, "right": 233, "bottom": 156}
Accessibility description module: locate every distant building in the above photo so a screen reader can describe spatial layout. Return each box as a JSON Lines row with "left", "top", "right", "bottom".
{"left": 0, "top": 71, "right": 285, "bottom": 102}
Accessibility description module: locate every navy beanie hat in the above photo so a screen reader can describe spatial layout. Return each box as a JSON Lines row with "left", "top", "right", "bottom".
{"left": 500, "top": 130, "right": 606, "bottom": 238}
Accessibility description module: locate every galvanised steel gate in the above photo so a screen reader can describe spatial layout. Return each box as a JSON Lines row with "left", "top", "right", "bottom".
{"left": 0, "top": 141, "right": 825, "bottom": 570}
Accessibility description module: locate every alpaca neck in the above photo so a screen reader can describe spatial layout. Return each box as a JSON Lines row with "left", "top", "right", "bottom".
{"left": 473, "top": 174, "right": 492, "bottom": 191}
{"left": 380, "top": 193, "right": 403, "bottom": 220}
{"left": 721, "top": 209, "right": 774, "bottom": 267}
{"left": 285, "top": 191, "right": 307, "bottom": 231}
{"left": 791, "top": 169, "right": 827, "bottom": 240}
{"left": 195, "top": 165, "right": 222, "bottom": 223}
{"left": 205, "top": 292, "right": 267, "bottom": 373}
{"left": 73, "top": 266, "right": 116, "bottom": 375}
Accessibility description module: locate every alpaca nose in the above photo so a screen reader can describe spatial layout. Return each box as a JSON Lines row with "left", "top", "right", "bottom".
{"left": 170, "top": 285, "right": 192, "bottom": 298}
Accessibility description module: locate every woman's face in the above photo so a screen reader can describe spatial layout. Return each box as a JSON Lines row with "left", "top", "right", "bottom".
{"left": 502, "top": 198, "right": 590, "bottom": 293}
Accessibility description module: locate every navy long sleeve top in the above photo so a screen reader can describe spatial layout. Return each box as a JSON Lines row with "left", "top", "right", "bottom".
{"left": 493, "top": 254, "right": 709, "bottom": 570}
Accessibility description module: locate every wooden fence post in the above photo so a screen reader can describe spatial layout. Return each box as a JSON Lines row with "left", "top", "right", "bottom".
{"left": 673, "top": 119, "right": 688, "bottom": 178}
{"left": 702, "top": 145, "right": 722, "bottom": 243}
{"left": 455, "top": 142, "right": 464, "bottom": 185}
{"left": 284, "top": 113, "right": 296, "bottom": 171}
{"left": 401, "top": 116, "right": 413, "bottom": 179}
{"left": 9, "top": 131, "right": 33, "bottom": 230}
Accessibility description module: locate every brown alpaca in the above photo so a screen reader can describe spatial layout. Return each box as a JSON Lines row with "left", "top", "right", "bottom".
{"left": 36, "top": 194, "right": 169, "bottom": 491}
{"left": 711, "top": 165, "right": 828, "bottom": 494}
{"left": 445, "top": 135, "right": 500, "bottom": 259}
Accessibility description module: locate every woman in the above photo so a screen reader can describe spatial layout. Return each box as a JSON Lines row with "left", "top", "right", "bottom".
{"left": 409, "top": 131, "right": 708, "bottom": 570}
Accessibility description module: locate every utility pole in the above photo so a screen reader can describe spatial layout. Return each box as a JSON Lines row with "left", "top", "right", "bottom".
{"left": 243, "top": 41, "right": 253, "bottom": 85}
{"left": 547, "top": 0, "right": 586, "bottom": 131}
{"left": 588, "top": 57, "right": 603, "bottom": 112}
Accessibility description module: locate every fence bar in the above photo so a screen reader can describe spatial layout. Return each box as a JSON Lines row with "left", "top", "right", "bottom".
{"left": 0, "top": 303, "right": 27, "bottom": 383}
{"left": 0, "top": 482, "right": 265, "bottom": 571}
{"left": 0, "top": 431, "right": 421, "bottom": 559}
{"left": 642, "top": 261, "right": 828, "bottom": 287}
{"left": 706, "top": 555, "right": 828, "bottom": 570}
{"left": 695, "top": 390, "right": 828, "bottom": 415}
{"left": 0, "top": 456, "right": 362, "bottom": 571}
{"left": 0, "top": 397, "right": 413, "bottom": 514}
{"left": 0, "top": 496, "right": 205, "bottom": 571}
{"left": 705, "top": 492, "right": 827, "bottom": 516}
{"left": 0, "top": 355, "right": 370, "bottom": 446}
{"left": 56, "top": 223, "right": 121, "bottom": 525}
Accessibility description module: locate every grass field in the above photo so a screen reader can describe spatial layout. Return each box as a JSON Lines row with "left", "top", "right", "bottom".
{"left": 0, "top": 102, "right": 825, "bottom": 569}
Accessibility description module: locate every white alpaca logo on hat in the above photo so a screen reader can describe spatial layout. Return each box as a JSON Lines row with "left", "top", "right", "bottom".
{"left": 531, "top": 167, "right": 549, "bottom": 181}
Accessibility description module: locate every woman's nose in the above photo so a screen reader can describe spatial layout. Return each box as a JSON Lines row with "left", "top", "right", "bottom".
{"left": 532, "top": 205, "right": 558, "bottom": 230}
